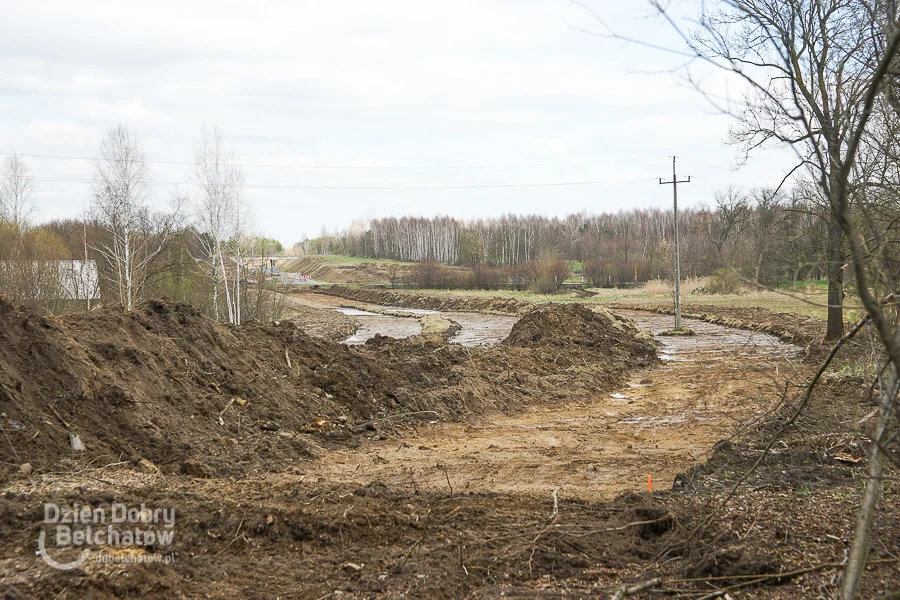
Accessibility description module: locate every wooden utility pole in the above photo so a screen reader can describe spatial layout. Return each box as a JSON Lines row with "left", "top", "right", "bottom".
{"left": 659, "top": 156, "right": 690, "bottom": 330}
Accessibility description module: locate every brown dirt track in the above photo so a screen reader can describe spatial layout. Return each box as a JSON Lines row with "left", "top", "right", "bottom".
{"left": 0, "top": 295, "right": 898, "bottom": 599}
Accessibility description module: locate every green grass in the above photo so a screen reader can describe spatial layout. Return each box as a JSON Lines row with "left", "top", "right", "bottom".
{"left": 419, "top": 313, "right": 454, "bottom": 335}
{"left": 773, "top": 279, "right": 828, "bottom": 291}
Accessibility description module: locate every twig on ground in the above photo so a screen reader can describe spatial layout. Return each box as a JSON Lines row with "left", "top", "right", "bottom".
{"left": 611, "top": 577, "right": 661, "bottom": 600}
{"left": 355, "top": 411, "right": 439, "bottom": 426}
{"left": 442, "top": 465, "right": 453, "bottom": 498}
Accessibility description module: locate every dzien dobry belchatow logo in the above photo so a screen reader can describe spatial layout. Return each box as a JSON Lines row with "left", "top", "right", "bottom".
{"left": 37, "top": 502, "right": 175, "bottom": 569}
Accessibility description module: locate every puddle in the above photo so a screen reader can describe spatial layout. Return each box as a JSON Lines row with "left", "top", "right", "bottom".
{"left": 617, "top": 414, "right": 688, "bottom": 425}
{"left": 343, "top": 314, "right": 422, "bottom": 345}
{"left": 334, "top": 304, "right": 518, "bottom": 347}
{"left": 621, "top": 311, "right": 795, "bottom": 357}
{"left": 378, "top": 306, "right": 440, "bottom": 315}
{"left": 335, "top": 308, "right": 383, "bottom": 317}
{"left": 443, "top": 311, "right": 519, "bottom": 347}
{"left": 330, "top": 302, "right": 798, "bottom": 355}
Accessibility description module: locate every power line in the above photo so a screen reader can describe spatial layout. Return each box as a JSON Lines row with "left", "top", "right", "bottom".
{"left": 0, "top": 151, "right": 667, "bottom": 171}
{"left": 29, "top": 175, "right": 659, "bottom": 190}
{"left": 680, "top": 157, "right": 739, "bottom": 172}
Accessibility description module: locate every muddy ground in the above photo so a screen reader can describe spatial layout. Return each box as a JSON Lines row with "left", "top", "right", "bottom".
{"left": 284, "top": 291, "right": 520, "bottom": 347}
{"left": 0, "top": 292, "right": 897, "bottom": 599}
{"left": 614, "top": 302, "right": 827, "bottom": 348}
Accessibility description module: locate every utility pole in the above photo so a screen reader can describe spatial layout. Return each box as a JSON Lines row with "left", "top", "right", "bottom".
{"left": 659, "top": 156, "right": 690, "bottom": 330}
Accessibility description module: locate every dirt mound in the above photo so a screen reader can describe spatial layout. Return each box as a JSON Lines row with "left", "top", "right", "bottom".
{"left": 0, "top": 297, "right": 466, "bottom": 478}
{"left": 323, "top": 285, "right": 532, "bottom": 315}
{"left": 280, "top": 298, "right": 358, "bottom": 341}
{"left": 0, "top": 298, "right": 654, "bottom": 480}
{"left": 279, "top": 258, "right": 418, "bottom": 284}
{"left": 504, "top": 303, "right": 656, "bottom": 367}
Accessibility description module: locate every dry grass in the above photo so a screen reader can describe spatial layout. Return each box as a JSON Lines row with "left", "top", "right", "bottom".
{"left": 642, "top": 277, "right": 709, "bottom": 296}
{"left": 642, "top": 279, "right": 672, "bottom": 295}
{"left": 683, "top": 276, "right": 709, "bottom": 291}
{"left": 344, "top": 281, "right": 833, "bottom": 321}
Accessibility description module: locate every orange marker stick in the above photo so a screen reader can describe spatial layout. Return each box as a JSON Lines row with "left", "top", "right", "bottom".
{"left": 647, "top": 474, "right": 653, "bottom": 493}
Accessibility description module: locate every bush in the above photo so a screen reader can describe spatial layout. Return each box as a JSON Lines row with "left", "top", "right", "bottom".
{"left": 708, "top": 269, "right": 743, "bottom": 294}
{"left": 523, "top": 254, "right": 570, "bottom": 294}
{"left": 583, "top": 259, "right": 609, "bottom": 287}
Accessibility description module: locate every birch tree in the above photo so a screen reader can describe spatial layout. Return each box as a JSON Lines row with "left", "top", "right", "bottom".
{"left": 0, "top": 153, "right": 35, "bottom": 228}
{"left": 91, "top": 125, "right": 179, "bottom": 310}
{"left": 193, "top": 125, "right": 247, "bottom": 324}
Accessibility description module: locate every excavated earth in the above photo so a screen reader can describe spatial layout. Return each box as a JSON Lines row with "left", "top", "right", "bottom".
{"left": 0, "top": 295, "right": 898, "bottom": 599}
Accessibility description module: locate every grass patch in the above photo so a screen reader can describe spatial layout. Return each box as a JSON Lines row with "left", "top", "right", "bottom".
{"left": 658, "top": 328, "right": 696, "bottom": 336}
{"left": 419, "top": 313, "right": 454, "bottom": 335}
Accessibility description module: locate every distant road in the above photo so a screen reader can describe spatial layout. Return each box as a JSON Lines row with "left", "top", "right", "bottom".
{"left": 275, "top": 275, "right": 328, "bottom": 286}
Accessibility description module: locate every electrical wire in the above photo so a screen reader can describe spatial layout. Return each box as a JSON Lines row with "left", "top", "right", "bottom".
{"left": 28, "top": 175, "right": 660, "bottom": 190}
{"left": 0, "top": 151, "right": 668, "bottom": 171}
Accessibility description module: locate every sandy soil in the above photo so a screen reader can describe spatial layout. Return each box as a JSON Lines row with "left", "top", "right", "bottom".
{"left": 280, "top": 292, "right": 359, "bottom": 341}
{"left": 303, "top": 313, "right": 794, "bottom": 501}
{"left": 4, "top": 295, "right": 895, "bottom": 599}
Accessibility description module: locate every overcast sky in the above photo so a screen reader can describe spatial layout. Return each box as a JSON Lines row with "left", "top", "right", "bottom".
{"left": 0, "top": 0, "right": 793, "bottom": 246}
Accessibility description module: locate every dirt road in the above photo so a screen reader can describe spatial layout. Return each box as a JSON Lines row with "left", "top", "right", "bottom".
{"left": 304, "top": 312, "right": 796, "bottom": 501}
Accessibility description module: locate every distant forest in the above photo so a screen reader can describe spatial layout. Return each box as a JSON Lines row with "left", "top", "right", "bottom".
{"left": 298, "top": 185, "right": 828, "bottom": 286}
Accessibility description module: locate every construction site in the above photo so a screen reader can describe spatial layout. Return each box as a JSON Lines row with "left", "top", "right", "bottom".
{"left": 1, "top": 276, "right": 896, "bottom": 599}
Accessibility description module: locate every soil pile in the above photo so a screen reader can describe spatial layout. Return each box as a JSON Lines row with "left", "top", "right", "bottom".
{"left": 0, "top": 298, "right": 653, "bottom": 480}
{"left": 504, "top": 303, "right": 657, "bottom": 368}
{"left": 279, "top": 258, "right": 419, "bottom": 284}
{"left": 281, "top": 299, "right": 359, "bottom": 341}
{"left": 323, "top": 285, "right": 532, "bottom": 315}
{"left": 0, "top": 298, "right": 461, "bottom": 478}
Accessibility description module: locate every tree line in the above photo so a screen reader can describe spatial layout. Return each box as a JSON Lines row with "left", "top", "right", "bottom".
{"left": 0, "top": 126, "right": 284, "bottom": 323}
{"left": 298, "top": 185, "right": 832, "bottom": 288}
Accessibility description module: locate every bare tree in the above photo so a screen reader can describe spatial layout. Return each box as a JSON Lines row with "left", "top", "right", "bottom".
{"left": 696, "top": 1, "right": 886, "bottom": 339}
{"left": 0, "top": 154, "right": 35, "bottom": 228}
{"left": 588, "top": 2, "right": 900, "bottom": 598}
{"left": 578, "top": 0, "right": 893, "bottom": 337}
{"left": 708, "top": 186, "right": 750, "bottom": 254}
{"left": 91, "top": 125, "right": 180, "bottom": 311}
{"left": 193, "top": 125, "right": 248, "bottom": 324}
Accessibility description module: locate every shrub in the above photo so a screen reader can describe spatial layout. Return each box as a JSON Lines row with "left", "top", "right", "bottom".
{"left": 523, "top": 254, "right": 570, "bottom": 294}
{"left": 708, "top": 269, "right": 743, "bottom": 294}
{"left": 583, "top": 259, "right": 609, "bottom": 287}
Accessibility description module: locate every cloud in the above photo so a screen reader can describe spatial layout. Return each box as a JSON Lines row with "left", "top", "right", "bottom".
{"left": 84, "top": 97, "right": 168, "bottom": 122}
{"left": 0, "top": 0, "right": 790, "bottom": 245}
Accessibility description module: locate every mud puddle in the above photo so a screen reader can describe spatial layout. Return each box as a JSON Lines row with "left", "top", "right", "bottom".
{"left": 284, "top": 292, "right": 518, "bottom": 346}
{"left": 304, "top": 312, "right": 795, "bottom": 501}
{"left": 622, "top": 311, "right": 796, "bottom": 360}
{"left": 344, "top": 305, "right": 517, "bottom": 347}
{"left": 443, "top": 311, "right": 519, "bottom": 346}
{"left": 343, "top": 314, "right": 423, "bottom": 344}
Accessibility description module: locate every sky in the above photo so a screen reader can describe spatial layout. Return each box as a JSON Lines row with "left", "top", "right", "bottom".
{"left": 0, "top": 0, "right": 795, "bottom": 246}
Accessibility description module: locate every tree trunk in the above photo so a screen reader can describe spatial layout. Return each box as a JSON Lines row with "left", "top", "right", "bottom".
{"left": 825, "top": 215, "right": 844, "bottom": 340}
{"left": 841, "top": 366, "right": 897, "bottom": 599}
